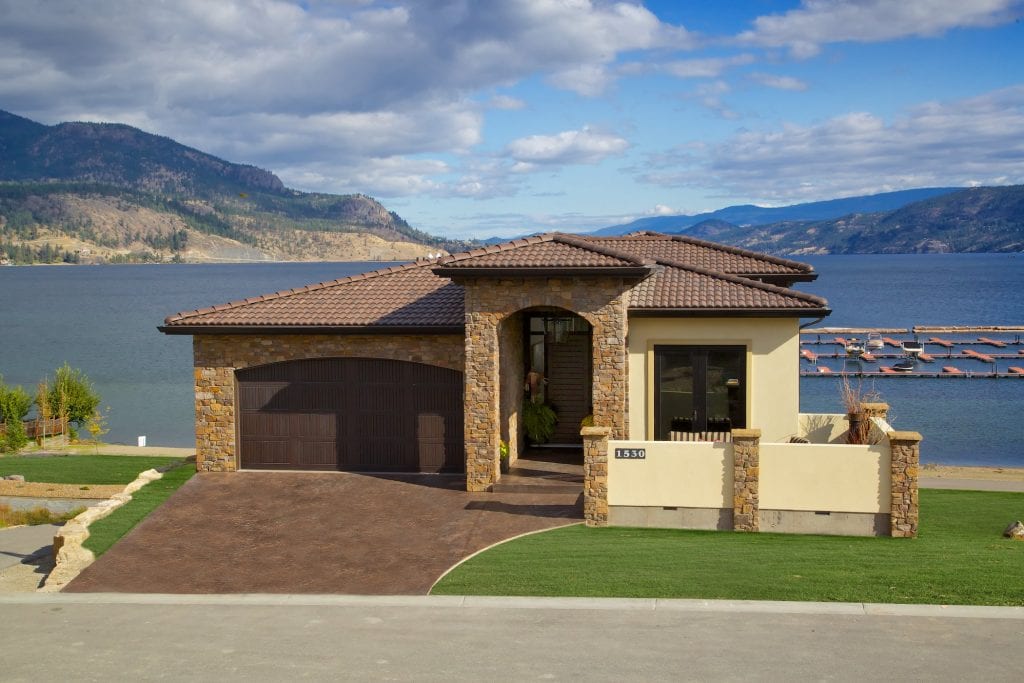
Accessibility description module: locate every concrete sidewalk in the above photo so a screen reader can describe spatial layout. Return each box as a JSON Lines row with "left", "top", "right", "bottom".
{"left": 0, "top": 523, "right": 60, "bottom": 570}
{"left": 920, "top": 477, "right": 1024, "bottom": 492}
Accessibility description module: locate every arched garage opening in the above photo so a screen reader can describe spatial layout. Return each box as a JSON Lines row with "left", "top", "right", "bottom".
{"left": 236, "top": 357, "right": 464, "bottom": 473}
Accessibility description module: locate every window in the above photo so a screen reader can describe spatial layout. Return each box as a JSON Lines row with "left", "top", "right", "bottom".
{"left": 654, "top": 345, "right": 746, "bottom": 440}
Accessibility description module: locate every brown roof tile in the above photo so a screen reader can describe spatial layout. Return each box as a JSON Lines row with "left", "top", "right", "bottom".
{"left": 162, "top": 261, "right": 464, "bottom": 329}
{"left": 630, "top": 264, "right": 827, "bottom": 311}
{"left": 436, "top": 233, "right": 649, "bottom": 269}
{"left": 581, "top": 232, "right": 814, "bottom": 276}
{"left": 161, "top": 231, "right": 827, "bottom": 331}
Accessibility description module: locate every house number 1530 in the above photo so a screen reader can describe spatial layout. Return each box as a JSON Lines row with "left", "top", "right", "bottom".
{"left": 614, "top": 448, "right": 646, "bottom": 459}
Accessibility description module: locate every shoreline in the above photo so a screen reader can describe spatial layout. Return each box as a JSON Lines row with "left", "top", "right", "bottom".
{"left": 921, "top": 463, "right": 1024, "bottom": 482}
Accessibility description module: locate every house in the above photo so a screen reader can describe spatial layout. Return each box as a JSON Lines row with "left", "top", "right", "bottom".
{"left": 160, "top": 231, "right": 920, "bottom": 537}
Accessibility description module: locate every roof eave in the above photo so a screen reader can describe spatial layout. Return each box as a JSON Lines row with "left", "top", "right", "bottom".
{"left": 158, "top": 324, "right": 466, "bottom": 336}
{"left": 627, "top": 307, "right": 832, "bottom": 318}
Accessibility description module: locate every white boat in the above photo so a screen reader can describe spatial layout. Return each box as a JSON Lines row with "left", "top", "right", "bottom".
{"left": 866, "top": 332, "right": 884, "bottom": 350}
{"left": 845, "top": 339, "right": 866, "bottom": 357}
{"left": 902, "top": 340, "right": 924, "bottom": 357}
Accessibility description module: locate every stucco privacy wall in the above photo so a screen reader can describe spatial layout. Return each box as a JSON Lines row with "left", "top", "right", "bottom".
{"left": 627, "top": 317, "right": 800, "bottom": 442}
{"left": 461, "top": 276, "right": 631, "bottom": 492}
{"left": 608, "top": 440, "right": 732, "bottom": 508}
{"left": 759, "top": 443, "right": 891, "bottom": 513}
{"left": 192, "top": 334, "right": 465, "bottom": 471}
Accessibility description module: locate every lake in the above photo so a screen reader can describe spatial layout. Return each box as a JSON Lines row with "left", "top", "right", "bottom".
{"left": 1, "top": 254, "right": 1022, "bottom": 466}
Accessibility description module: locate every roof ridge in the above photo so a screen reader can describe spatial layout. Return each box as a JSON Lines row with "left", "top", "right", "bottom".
{"left": 551, "top": 232, "right": 652, "bottom": 266}
{"left": 163, "top": 259, "right": 437, "bottom": 324}
{"left": 654, "top": 258, "right": 829, "bottom": 307}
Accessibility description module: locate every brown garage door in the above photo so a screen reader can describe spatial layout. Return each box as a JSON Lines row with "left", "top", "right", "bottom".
{"left": 237, "top": 358, "right": 463, "bottom": 472}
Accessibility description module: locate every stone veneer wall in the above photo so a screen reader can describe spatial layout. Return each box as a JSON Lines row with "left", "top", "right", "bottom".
{"left": 192, "top": 334, "right": 465, "bottom": 472}
{"left": 460, "top": 276, "right": 631, "bottom": 492}
{"left": 581, "top": 426, "right": 610, "bottom": 526}
{"left": 888, "top": 430, "right": 921, "bottom": 538}
{"left": 498, "top": 314, "right": 524, "bottom": 466}
{"left": 731, "top": 428, "right": 761, "bottom": 532}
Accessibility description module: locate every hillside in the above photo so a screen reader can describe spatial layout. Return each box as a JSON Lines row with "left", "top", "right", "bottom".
{"left": 593, "top": 187, "right": 961, "bottom": 237}
{"left": 0, "top": 110, "right": 465, "bottom": 264}
{"left": 682, "top": 186, "right": 1024, "bottom": 255}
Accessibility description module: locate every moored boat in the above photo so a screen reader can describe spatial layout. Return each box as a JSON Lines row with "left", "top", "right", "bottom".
{"left": 892, "top": 359, "right": 915, "bottom": 372}
{"left": 902, "top": 340, "right": 924, "bottom": 357}
{"left": 866, "top": 332, "right": 884, "bottom": 350}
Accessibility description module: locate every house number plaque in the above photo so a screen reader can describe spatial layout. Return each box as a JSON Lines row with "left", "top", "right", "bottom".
{"left": 614, "top": 448, "right": 646, "bottom": 459}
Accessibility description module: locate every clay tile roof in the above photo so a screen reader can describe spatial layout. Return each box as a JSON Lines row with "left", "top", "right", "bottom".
{"left": 162, "top": 261, "right": 463, "bottom": 329}
{"left": 630, "top": 263, "right": 828, "bottom": 311}
{"left": 160, "top": 231, "right": 827, "bottom": 332}
{"left": 436, "top": 233, "right": 650, "bottom": 269}
{"left": 580, "top": 232, "right": 814, "bottom": 276}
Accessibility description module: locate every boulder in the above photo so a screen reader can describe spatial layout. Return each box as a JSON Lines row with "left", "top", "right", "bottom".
{"left": 4, "top": 474, "right": 25, "bottom": 482}
{"left": 1004, "top": 521, "right": 1024, "bottom": 540}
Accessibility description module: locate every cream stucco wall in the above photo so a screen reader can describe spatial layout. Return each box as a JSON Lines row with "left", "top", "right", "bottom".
{"left": 607, "top": 440, "right": 732, "bottom": 508}
{"left": 627, "top": 317, "right": 801, "bottom": 442}
{"left": 759, "top": 443, "right": 891, "bottom": 513}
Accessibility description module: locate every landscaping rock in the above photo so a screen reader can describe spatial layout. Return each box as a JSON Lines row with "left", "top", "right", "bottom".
{"left": 4, "top": 474, "right": 25, "bottom": 482}
{"left": 1004, "top": 521, "right": 1024, "bottom": 540}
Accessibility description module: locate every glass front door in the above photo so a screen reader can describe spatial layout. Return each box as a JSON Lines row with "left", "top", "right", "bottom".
{"left": 654, "top": 345, "right": 746, "bottom": 440}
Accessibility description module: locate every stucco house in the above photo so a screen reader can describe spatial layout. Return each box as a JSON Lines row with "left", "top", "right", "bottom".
{"left": 161, "top": 231, "right": 920, "bottom": 537}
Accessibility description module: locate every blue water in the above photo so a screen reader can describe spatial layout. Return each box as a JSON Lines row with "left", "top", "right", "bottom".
{"left": 1, "top": 254, "right": 1022, "bottom": 466}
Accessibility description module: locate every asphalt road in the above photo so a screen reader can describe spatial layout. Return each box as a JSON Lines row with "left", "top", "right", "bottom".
{"left": 2, "top": 594, "right": 1022, "bottom": 681}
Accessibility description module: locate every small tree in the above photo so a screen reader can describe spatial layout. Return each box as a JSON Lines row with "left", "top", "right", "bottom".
{"left": 0, "top": 376, "right": 32, "bottom": 453}
{"left": 36, "top": 380, "right": 51, "bottom": 444}
{"left": 40, "top": 363, "right": 101, "bottom": 440}
{"left": 86, "top": 406, "right": 110, "bottom": 453}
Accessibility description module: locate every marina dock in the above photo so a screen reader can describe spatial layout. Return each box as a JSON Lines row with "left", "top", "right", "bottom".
{"left": 799, "top": 326, "right": 1024, "bottom": 379}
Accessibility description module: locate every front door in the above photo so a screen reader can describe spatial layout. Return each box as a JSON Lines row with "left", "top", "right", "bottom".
{"left": 654, "top": 345, "right": 746, "bottom": 440}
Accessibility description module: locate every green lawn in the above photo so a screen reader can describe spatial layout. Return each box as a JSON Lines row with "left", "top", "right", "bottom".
{"left": 0, "top": 454, "right": 183, "bottom": 484}
{"left": 432, "top": 490, "right": 1024, "bottom": 606}
{"left": 82, "top": 461, "right": 195, "bottom": 557}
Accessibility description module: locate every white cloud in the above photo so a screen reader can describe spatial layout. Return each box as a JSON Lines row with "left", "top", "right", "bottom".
{"left": 663, "top": 54, "right": 755, "bottom": 79}
{"left": 738, "top": 0, "right": 1022, "bottom": 57}
{"left": 0, "top": 0, "right": 690, "bottom": 195}
{"left": 639, "top": 86, "right": 1024, "bottom": 201}
{"left": 486, "top": 95, "right": 526, "bottom": 110}
{"left": 749, "top": 72, "right": 808, "bottom": 91}
{"left": 506, "top": 126, "right": 630, "bottom": 166}
{"left": 690, "top": 81, "right": 739, "bottom": 120}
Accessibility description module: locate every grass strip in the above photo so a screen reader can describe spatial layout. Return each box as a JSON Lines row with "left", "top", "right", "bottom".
{"left": 0, "top": 455, "right": 182, "bottom": 485}
{"left": 82, "top": 462, "right": 195, "bottom": 557}
{"left": 432, "top": 489, "right": 1024, "bottom": 606}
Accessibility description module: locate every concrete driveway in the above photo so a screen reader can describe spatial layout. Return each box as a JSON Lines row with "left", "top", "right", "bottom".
{"left": 64, "top": 472, "right": 582, "bottom": 595}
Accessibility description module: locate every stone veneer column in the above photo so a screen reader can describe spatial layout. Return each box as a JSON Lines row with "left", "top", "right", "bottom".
{"left": 464, "top": 312, "right": 501, "bottom": 492}
{"left": 731, "top": 428, "right": 761, "bottom": 532}
{"left": 889, "top": 430, "right": 922, "bottom": 538}
{"left": 581, "top": 426, "right": 610, "bottom": 526}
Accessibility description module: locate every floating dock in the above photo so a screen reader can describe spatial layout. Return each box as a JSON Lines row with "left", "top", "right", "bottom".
{"left": 799, "top": 325, "right": 1024, "bottom": 378}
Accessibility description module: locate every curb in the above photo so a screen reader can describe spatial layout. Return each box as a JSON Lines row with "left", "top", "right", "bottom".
{"left": 1, "top": 593, "right": 1022, "bottom": 619}
{"left": 40, "top": 468, "right": 164, "bottom": 592}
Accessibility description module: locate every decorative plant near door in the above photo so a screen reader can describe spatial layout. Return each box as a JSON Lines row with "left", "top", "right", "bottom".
{"left": 523, "top": 400, "right": 557, "bottom": 444}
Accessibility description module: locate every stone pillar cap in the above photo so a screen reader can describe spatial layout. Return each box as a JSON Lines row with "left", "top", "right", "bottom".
{"left": 731, "top": 428, "right": 761, "bottom": 439}
{"left": 888, "top": 430, "right": 923, "bottom": 443}
{"left": 581, "top": 426, "right": 611, "bottom": 437}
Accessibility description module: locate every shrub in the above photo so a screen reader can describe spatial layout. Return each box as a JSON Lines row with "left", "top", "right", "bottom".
{"left": 523, "top": 400, "right": 557, "bottom": 444}
{"left": 41, "top": 363, "right": 101, "bottom": 430}
{"left": 0, "top": 376, "right": 32, "bottom": 452}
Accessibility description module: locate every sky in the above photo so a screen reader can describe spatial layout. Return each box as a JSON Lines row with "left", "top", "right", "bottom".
{"left": 1, "top": 1, "right": 1023, "bottom": 239}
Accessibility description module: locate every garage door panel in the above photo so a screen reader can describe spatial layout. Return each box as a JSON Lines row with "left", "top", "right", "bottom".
{"left": 237, "top": 358, "right": 463, "bottom": 472}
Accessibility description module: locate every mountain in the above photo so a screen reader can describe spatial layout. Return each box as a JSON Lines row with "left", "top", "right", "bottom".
{"left": 681, "top": 186, "right": 1024, "bottom": 255}
{"left": 0, "top": 110, "right": 466, "bottom": 264}
{"left": 593, "top": 187, "right": 961, "bottom": 237}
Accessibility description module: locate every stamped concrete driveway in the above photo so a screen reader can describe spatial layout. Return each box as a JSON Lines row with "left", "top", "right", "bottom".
{"left": 64, "top": 472, "right": 581, "bottom": 595}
